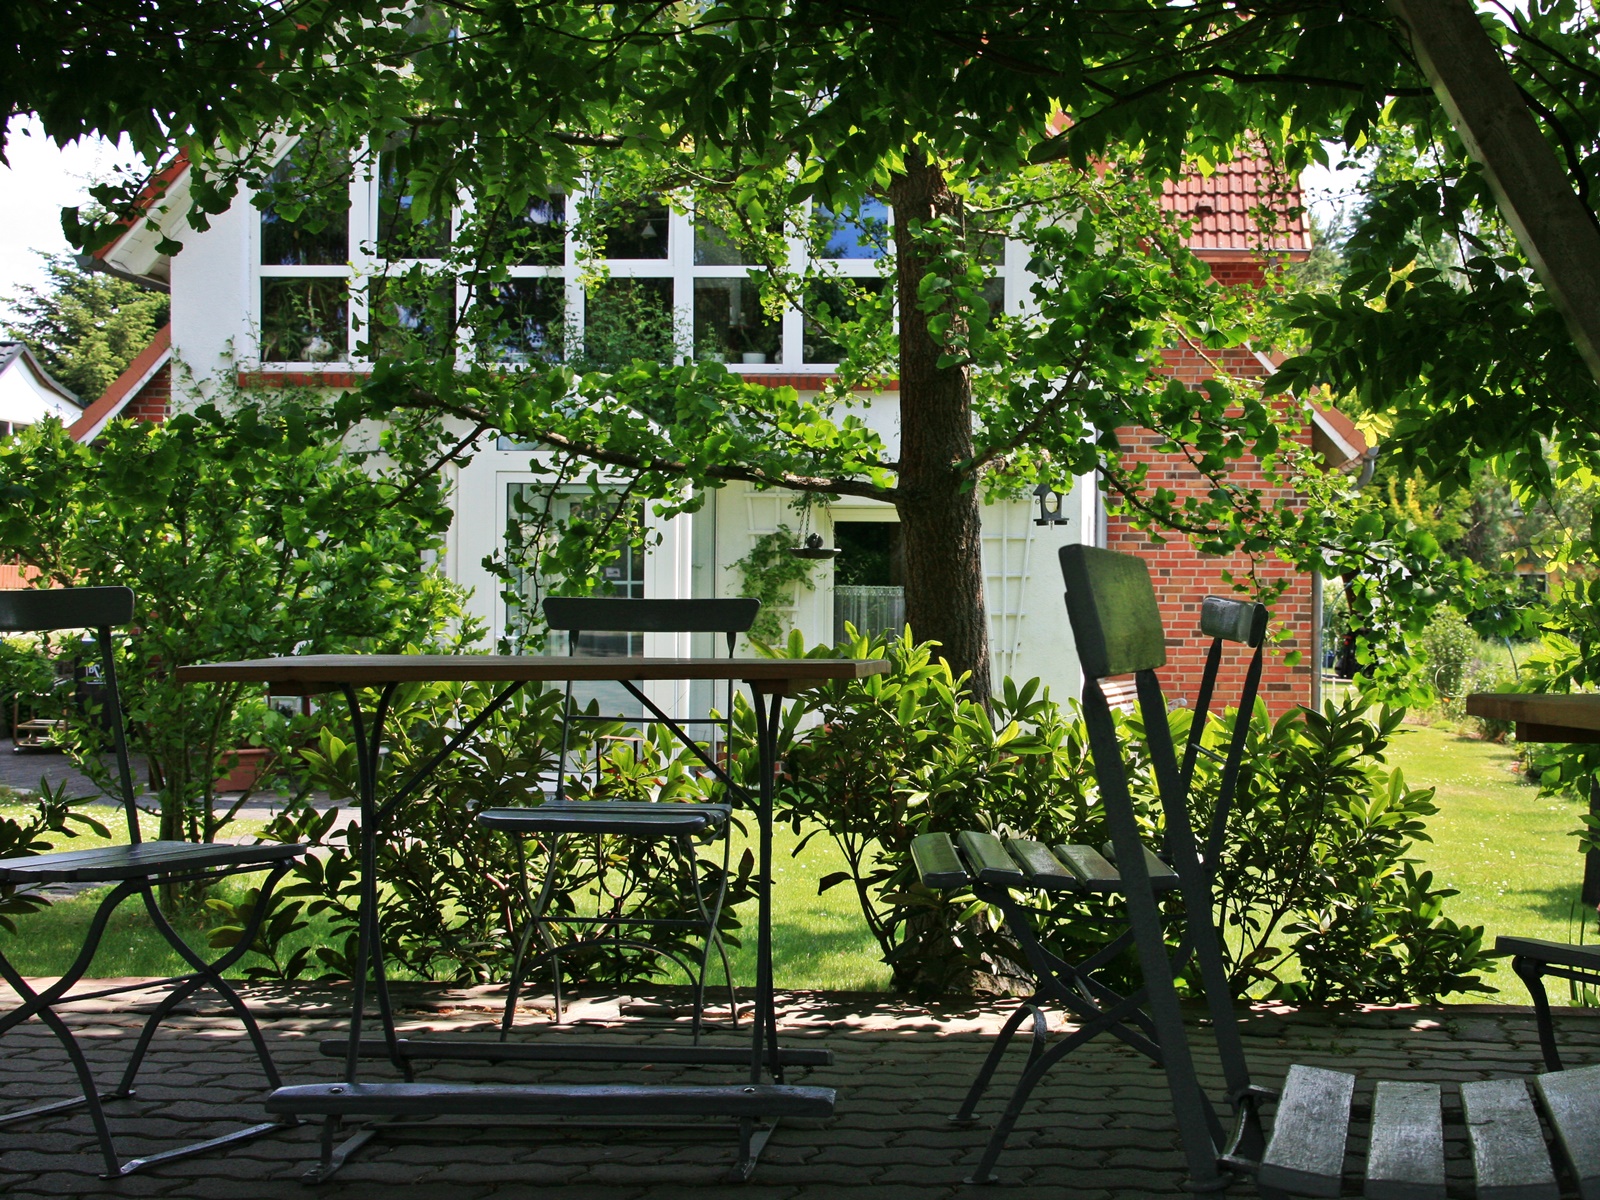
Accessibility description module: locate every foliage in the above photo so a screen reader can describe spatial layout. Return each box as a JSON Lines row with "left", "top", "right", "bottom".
{"left": 2, "top": 253, "right": 169, "bottom": 400}
{"left": 776, "top": 632, "right": 1491, "bottom": 1004}
{"left": 1214, "top": 699, "right": 1490, "bottom": 1003}
{"left": 0, "top": 392, "right": 463, "bottom": 867}
{"left": 0, "top": 778, "right": 108, "bottom": 934}
{"left": 732, "top": 525, "right": 818, "bottom": 643}
{"left": 1417, "top": 609, "right": 1477, "bottom": 699}
{"left": 0, "top": 635, "right": 57, "bottom": 715}
{"left": 217, "top": 680, "right": 757, "bottom": 988}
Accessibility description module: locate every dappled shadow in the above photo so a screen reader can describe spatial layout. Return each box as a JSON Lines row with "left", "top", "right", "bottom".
{"left": 3, "top": 981, "right": 1596, "bottom": 1199}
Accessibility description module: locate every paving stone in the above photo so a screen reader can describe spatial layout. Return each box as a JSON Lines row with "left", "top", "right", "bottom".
{"left": 1, "top": 980, "right": 1593, "bottom": 1198}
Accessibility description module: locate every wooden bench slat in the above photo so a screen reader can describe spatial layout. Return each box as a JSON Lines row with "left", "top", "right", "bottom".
{"left": 910, "top": 833, "right": 970, "bottom": 891}
{"left": 1259, "top": 1064, "right": 1355, "bottom": 1197}
{"left": 1097, "top": 840, "right": 1181, "bottom": 890}
{"left": 1461, "top": 1078, "right": 1558, "bottom": 1200}
{"left": 1364, "top": 1080, "right": 1445, "bottom": 1200}
{"left": 1496, "top": 936, "right": 1600, "bottom": 974}
{"left": 1533, "top": 1064, "right": 1600, "bottom": 1200}
{"left": 1006, "top": 839, "right": 1082, "bottom": 892}
{"left": 266, "top": 1081, "right": 835, "bottom": 1119}
{"left": 1050, "top": 843, "right": 1120, "bottom": 890}
{"left": 957, "top": 831, "right": 1026, "bottom": 887}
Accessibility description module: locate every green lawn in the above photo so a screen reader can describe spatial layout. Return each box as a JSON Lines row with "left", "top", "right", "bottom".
{"left": 5, "top": 722, "right": 1589, "bottom": 1006}
{"left": 1386, "top": 722, "right": 1593, "bottom": 1005}
{"left": 0, "top": 799, "right": 892, "bottom": 992}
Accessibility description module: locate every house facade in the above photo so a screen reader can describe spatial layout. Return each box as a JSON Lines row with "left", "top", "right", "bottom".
{"left": 81, "top": 151, "right": 1355, "bottom": 712}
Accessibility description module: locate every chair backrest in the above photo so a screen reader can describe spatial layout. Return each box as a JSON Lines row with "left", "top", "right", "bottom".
{"left": 1058, "top": 545, "right": 1166, "bottom": 678}
{"left": 0, "top": 586, "right": 135, "bottom": 634}
{"left": 543, "top": 597, "right": 760, "bottom": 658}
{"left": 1058, "top": 545, "right": 1264, "bottom": 1109}
{"left": 0, "top": 586, "right": 140, "bottom": 843}
{"left": 540, "top": 596, "right": 761, "bottom": 800}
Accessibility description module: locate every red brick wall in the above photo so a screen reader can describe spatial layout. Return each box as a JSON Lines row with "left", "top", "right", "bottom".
{"left": 123, "top": 362, "right": 171, "bottom": 423}
{"left": 1107, "top": 331, "right": 1316, "bottom": 715}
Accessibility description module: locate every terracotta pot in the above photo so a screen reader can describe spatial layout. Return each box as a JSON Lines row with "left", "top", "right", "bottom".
{"left": 213, "top": 747, "right": 273, "bottom": 792}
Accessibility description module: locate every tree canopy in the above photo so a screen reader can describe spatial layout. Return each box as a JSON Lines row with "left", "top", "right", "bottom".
{"left": 9, "top": 0, "right": 1600, "bottom": 700}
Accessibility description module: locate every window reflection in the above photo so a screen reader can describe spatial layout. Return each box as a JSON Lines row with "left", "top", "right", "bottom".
{"left": 259, "top": 146, "right": 350, "bottom": 266}
{"left": 815, "top": 199, "right": 890, "bottom": 260}
{"left": 377, "top": 141, "right": 449, "bottom": 259}
{"left": 261, "top": 278, "right": 348, "bottom": 362}
{"left": 803, "top": 277, "right": 890, "bottom": 364}
{"left": 598, "top": 197, "right": 670, "bottom": 259}
{"left": 366, "top": 273, "right": 455, "bottom": 357}
{"left": 477, "top": 278, "right": 565, "bottom": 364}
{"left": 693, "top": 278, "right": 779, "bottom": 364}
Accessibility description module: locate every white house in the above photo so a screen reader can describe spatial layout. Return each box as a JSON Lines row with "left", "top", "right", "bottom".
{"left": 83, "top": 150, "right": 1348, "bottom": 710}
{"left": 0, "top": 341, "right": 80, "bottom": 438}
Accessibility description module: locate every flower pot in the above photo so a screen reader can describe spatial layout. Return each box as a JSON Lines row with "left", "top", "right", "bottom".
{"left": 213, "top": 747, "right": 273, "bottom": 792}
{"left": 741, "top": 352, "right": 768, "bottom": 365}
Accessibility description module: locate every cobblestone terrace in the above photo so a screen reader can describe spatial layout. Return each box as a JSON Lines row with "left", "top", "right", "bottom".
{"left": 3, "top": 980, "right": 1598, "bottom": 1200}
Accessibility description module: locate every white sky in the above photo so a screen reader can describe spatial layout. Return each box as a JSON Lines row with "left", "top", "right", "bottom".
{"left": 0, "top": 119, "right": 147, "bottom": 323}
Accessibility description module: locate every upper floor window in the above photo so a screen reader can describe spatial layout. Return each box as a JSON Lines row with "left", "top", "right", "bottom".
{"left": 376, "top": 136, "right": 449, "bottom": 260}
{"left": 258, "top": 142, "right": 351, "bottom": 364}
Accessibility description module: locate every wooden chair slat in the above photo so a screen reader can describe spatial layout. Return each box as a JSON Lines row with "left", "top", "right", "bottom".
{"left": 1461, "top": 1078, "right": 1558, "bottom": 1200}
{"left": 1006, "top": 839, "right": 1082, "bottom": 892}
{"left": 1364, "top": 1080, "right": 1445, "bottom": 1200}
{"left": 910, "top": 833, "right": 970, "bottom": 891}
{"left": 1259, "top": 1064, "right": 1355, "bottom": 1197}
{"left": 1533, "top": 1064, "right": 1600, "bottom": 1200}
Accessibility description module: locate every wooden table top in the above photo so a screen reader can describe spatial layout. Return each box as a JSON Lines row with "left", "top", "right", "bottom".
{"left": 1465, "top": 692, "right": 1600, "bottom": 740}
{"left": 176, "top": 654, "right": 890, "bottom": 696}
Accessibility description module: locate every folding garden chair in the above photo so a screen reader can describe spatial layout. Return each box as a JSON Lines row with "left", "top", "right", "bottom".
{"left": 911, "top": 545, "right": 1269, "bottom": 1186}
{"left": 479, "top": 596, "right": 759, "bottom": 1041}
{"left": 0, "top": 586, "right": 306, "bottom": 1178}
{"left": 917, "top": 548, "right": 1600, "bottom": 1198}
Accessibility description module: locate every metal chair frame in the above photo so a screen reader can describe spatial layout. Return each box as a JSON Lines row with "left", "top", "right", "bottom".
{"left": 483, "top": 597, "right": 759, "bottom": 1041}
{"left": 928, "top": 548, "right": 1274, "bottom": 1187}
{"left": 0, "top": 586, "right": 305, "bottom": 1178}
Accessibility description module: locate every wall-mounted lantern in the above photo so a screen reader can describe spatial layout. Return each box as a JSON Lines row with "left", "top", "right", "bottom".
{"left": 1033, "top": 482, "right": 1070, "bottom": 527}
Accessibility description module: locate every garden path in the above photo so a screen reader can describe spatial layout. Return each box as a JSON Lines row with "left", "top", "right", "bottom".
{"left": 0, "top": 979, "right": 1595, "bottom": 1198}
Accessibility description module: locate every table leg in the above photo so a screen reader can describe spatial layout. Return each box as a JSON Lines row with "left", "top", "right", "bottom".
{"left": 749, "top": 686, "right": 785, "bottom": 1086}
{"left": 1585, "top": 777, "right": 1600, "bottom": 909}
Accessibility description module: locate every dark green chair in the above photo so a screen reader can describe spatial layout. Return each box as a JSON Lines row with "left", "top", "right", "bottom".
{"left": 478, "top": 597, "right": 759, "bottom": 1041}
{"left": 0, "top": 586, "right": 305, "bottom": 1178}
{"left": 912, "top": 546, "right": 1270, "bottom": 1187}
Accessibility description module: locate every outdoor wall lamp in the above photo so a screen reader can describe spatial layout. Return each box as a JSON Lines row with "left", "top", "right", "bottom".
{"left": 1033, "top": 482, "right": 1070, "bottom": 526}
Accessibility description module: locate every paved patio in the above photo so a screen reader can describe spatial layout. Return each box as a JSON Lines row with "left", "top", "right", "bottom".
{"left": 3, "top": 980, "right": 1598, "bottom": 1199}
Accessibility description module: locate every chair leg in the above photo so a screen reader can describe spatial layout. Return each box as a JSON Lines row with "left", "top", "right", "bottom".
{"left": 1514, "top": 955, "right": 1565, "bottom": 1071}
{"left": 503, "top": 832, "right": 568, "bottom": 1036}
{"left": 132, "top": 873, "right": 289, "bottom": 1092}
{"left": 0, "top": 950, "right": 123, "bottom": 1178}
{"left": 950, "top": 999, "right": 1046, "bottom": 1125}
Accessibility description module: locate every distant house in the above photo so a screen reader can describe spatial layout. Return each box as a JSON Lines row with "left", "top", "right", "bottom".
{"left": 82, "top": 149, "right": 1362, "bottom": 711}
{"left": 0, "top": 341, "right": 79, "bottom": 438}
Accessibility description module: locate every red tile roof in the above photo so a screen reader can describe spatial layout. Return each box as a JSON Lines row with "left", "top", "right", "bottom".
{"left": 70, "top": 324, "right": 171, "bottom": 442}
{"left": 1163, "top": 156, "right": 1310, "bottom": 259}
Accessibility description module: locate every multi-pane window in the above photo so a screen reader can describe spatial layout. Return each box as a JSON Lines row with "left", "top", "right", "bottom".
{"left": 251, "top": 142, "right": 1016, "bottom": 370}
{"left": 257, "top": 144, "right": 351, "bottom": 364}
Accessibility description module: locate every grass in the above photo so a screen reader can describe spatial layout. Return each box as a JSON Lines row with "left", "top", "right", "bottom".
{"left": 1385, "top": 722, "right": 1592, "bottom": 1006}
{"left": 5, "top": 718, "right": 1590, "bottom": 1007}
{"left": 0, "top": 795, "right": 892, "bottom": 992}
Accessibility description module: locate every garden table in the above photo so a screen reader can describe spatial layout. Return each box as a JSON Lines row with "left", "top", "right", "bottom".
{"left": 1465, "top": 692, "right": 1600, "bottom": 903}
{"left": 176, "top": 653, "right": 887, "bottom": 1180}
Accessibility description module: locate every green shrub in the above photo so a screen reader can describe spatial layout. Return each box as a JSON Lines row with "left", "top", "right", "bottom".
{"left": 772, "top": 631, "right": 1494, "bottom": 1004}
{"left": 214, "top": 679, "right": 757, "bottom": 986}
{"left": 1417, "top": 608, "right": 1476, "bottom": 699}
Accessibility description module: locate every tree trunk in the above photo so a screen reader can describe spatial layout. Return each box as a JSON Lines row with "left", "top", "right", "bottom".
{"left": 888, "top": 153, "right": 992, "bottom": 704}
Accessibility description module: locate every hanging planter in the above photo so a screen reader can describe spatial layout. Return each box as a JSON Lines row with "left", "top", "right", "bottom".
{"left": 788, "top": 532, "right": 840, "bottom": 560}
{"left": 786, "top": 496, "right": 840, "bottom": 560}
